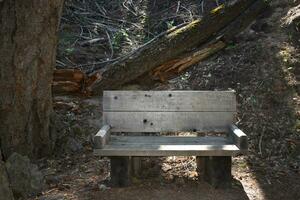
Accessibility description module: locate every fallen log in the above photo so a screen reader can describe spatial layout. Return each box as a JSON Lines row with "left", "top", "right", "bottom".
{"left": 149, "top": 0, "right": 268, "bottom": 82}
{"left": 150, "top": 41, "right": 226, "bottom": 82}
{"left": 89, "top": 0, "right": 268, "bottom": 93}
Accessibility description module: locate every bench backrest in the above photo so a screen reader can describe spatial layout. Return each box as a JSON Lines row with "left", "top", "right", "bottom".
{"left": 103, "top": 91, "right": 236, "bottom": 133}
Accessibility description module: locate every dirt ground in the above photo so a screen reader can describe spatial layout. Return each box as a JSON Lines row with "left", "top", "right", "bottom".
{"left": 33, "top": 95, "right": 299, "bottom": 200}
{"left": 30, "top": 0, "right": 300, "bottom": 200}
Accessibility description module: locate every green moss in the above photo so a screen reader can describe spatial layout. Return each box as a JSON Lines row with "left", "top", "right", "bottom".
{"left": 167, "top": 20, "right": 201, "bottom": 38}
{"left": 210, "top": 4, "right": 225, "bottom": 14}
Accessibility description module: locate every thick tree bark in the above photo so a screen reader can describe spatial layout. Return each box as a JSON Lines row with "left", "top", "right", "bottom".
{"left": 0, "top": 1, "right": 64, "bottom": 159}
{"left": 90, "top": 0, "right": 267, "bottom": 93}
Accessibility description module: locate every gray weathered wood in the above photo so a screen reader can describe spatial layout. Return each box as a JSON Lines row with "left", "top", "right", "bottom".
{"left": 93, "top": 125, "right": 111, "bottom": 149}
{"left": 196, "top": 156, "right": 206, "bottom": 180}
{"left": 103, "top": 112, "right": 234, "bottom": 132}
{"left": 94, "top": 136, "right": 239, "bottom": 156}
{"left": 109, "top": 136, "right": 230, "bottom": 145}
{"left": 94, "top": 144, "right": 239, "bottom": 156}
{"left": 110, "top": 157, "right": 131, "bottom": 187}
{"left": 200, "top": 156, "right": 232, "bottom": 188}
{"left": 131, "top": 157, "right": 142, "bottom": 177}
{"left": 228, "top": 124, "right": 248, "bottom": 151}
{"left": 103, "top": 91, "right": 236, "bottom": 112}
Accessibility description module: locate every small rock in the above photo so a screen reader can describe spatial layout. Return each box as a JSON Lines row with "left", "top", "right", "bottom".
{"left": 162, "top": 163, "right": 172, "bottom": 172}
{"left": 0, "top": 159, "right": 14, "bottom": 200}
{"left": 5, "top": 153, "right": 45, "bottom": 198}
{"left": 188, "top": 171, "right": 198, "bottom": 178}
{"left": 98, "top": 184, "right": 110, "bottom": 191}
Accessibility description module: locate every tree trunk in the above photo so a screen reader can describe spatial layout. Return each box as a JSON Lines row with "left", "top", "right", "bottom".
{"left": 0, "top": 0, "right": 64, "bottom": 159}
{"left": 90, "top": 0, "right": 267, "bottom": 93}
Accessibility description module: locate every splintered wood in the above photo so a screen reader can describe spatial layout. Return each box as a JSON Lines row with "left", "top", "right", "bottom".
{"left": 151, "top": 41, "right": 226, "bottom": 82}
{"left": 52, "top": 69, "right": 101, "bottom": 95}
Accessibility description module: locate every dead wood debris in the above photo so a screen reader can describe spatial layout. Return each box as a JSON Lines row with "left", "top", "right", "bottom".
{"left": 53, "top": 69, "right": 101, "bottom": 95}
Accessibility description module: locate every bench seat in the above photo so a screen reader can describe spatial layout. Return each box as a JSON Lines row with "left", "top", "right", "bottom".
{"left": 94, "top": 136, "right": 243, "bottom": 156}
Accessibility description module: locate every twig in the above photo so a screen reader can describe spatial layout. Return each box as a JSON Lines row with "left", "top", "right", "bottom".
{"left": 64, "top": 56, "right": 77, "bottom": 67}
{"left": 176, "top": 1, "right": 181, "bottom": 13}
{"left": 72, "top": 26, "right": 84, "bottom": 46}
{"left": 180, "top": 5, "right": 193, "bottom": 20}
{"left": 122, "top": 0, "right": 138, "bottom": 16}
{"left": 105, "top": 31, "right": 114, "bottom": 59}
{"left": 200, "top": 0, "right": 204, "bottom": 14}
{"left": 95, "top": 2, "right": 106, "bottom": 15}
{"left": 56, "top": 60, "right": 66, "bottom": 67}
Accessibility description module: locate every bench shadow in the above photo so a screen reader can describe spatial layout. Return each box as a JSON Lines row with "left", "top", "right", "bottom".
{"left": 94, "top": 156, "right": 249, "bottom": 200}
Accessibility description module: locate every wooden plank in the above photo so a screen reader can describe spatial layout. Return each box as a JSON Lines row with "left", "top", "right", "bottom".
{"left": 94, "top": 144, "right": 240, "bottom": 156}
{"left": 93, "top": 125, "right": 111, "bottom": 149}
{"left": 228, "top": 124, "right": 248, "bottom": 151}
{"left": 103, "top": 111, "right": 234, "bottom": 132}
{"left": 109, "top": 136, "right": 231, "bottom": 145}
{"left": 103, "top": 91, "right": 236, "bottom": 112}
{"left": 202, "top": 156, "right": 232, "bottom": 188}
{"left": 131, "top": 157, "right": 142, "bottom": 177}
{"left": 110, "top": 157, "right": 131, "bottom": 187}
{"left": 94, "top": 136, "right": 239, "bottom": 156}
{"left": 196, "top": 156, "right": 206, "bottom": 180}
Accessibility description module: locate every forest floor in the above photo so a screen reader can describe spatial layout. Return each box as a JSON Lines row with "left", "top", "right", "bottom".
{"left": 31, "top": 0, "right": 300, "bottom": 200}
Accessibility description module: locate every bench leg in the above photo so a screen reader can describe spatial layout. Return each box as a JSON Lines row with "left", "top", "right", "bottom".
{"left": 196, "top": 156, "right": 206, "bottom": 181}
{"left": 110, "top": 156, "right": 131, "bottom": 187}
{"left": 196, "top": 156, "right": 232, "bottom": 188}
{"left": 132, "top": 157, "right": 142, "bottom": 177}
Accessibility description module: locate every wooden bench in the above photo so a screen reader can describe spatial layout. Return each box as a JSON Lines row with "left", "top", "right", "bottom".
{"left": 94, "top": 91, "right": 248, "bottom": 188}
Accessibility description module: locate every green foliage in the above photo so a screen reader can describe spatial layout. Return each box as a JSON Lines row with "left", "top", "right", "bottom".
{"left": 225, "top": 43, "right": 236, "bottom": 50}
{"left": 166, "top": 20, "right": 175, "bottom": 29}
{"left": 65, "top": 47, "right": 75, "bottom": 55}
{"left": 112, "top": 29, "right": 130, "bottom": 49}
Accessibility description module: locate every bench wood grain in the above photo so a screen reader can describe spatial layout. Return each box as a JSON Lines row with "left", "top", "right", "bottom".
{"left": 228, "top": 124, "right": 248, "bottom": 151}
{"left": 94, "top": 136, "right": 240, "bottom": 156}
{"left": 103, "top": 112, "right": 234, "bottom": 132}
{"left": 94, "top": 125, "right": 111, "bottom": 149}
{"left": 103, "top": 91, "right": 236, "bottom": 112}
